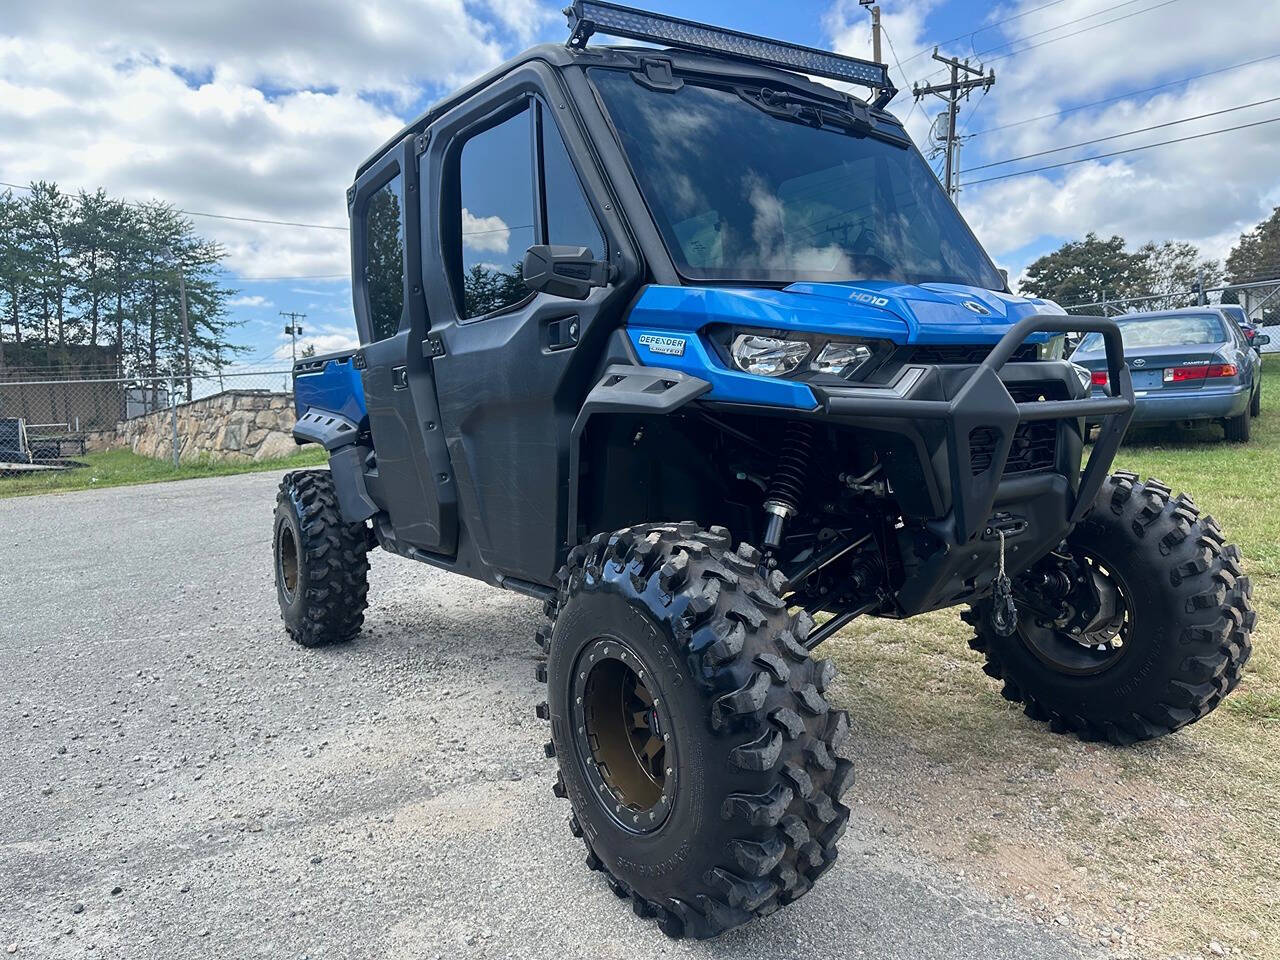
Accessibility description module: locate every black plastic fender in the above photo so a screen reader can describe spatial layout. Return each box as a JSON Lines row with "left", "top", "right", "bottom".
{"left": 566, "top": 364, "right": 710, "bottom": 545}
{"left": 328, "top": 444, "right": 379, "bottom": 524}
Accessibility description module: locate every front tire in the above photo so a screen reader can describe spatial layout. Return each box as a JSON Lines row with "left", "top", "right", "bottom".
{"left": 537, "top": 523, "right": 852, "bottom": 939}
{"left": 274, "top": 470, "right": 370, "bottom": 647}
{"left": 968, "top": 474, "right": 1254, "bottom": 745}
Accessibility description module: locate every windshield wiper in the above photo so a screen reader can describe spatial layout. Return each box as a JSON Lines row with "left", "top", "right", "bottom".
{"left": 737, "top": 87, "right": 909, "bottom": 147}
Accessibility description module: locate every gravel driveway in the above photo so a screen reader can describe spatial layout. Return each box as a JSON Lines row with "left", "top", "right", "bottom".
{"left": 1, "top": 471, "right": 1096, "bottom": 959}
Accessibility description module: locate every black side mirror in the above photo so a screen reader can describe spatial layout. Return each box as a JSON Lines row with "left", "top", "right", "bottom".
{"left": 522, "top": 245, "right": 610, "bottom": 300}
{"left": 1255, "top": 334, "right": 1271, "bottom": 347}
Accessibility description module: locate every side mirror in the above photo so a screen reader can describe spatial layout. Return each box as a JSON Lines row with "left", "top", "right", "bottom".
{"left": 1255, "top": 334, "right": 1271, "bottom": 347}
{"left": 997, "top": 267, "right": 1009, "bottom": 291}
{"left": 522, "top": 245, "right": 611, "bottom": 300}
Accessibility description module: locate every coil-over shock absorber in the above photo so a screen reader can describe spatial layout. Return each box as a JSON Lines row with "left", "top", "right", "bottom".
{"left": 762, "top": 421, "right": 815, "bottom": 550}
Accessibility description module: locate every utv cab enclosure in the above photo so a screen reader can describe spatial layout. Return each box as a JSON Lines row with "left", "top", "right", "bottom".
{"left": 276, "top": 2, "right": 1254, "bottom": 940}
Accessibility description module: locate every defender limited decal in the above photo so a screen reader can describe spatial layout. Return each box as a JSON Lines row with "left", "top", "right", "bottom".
{"left": 637, "top": 333, "right": 687, "bottom": 357}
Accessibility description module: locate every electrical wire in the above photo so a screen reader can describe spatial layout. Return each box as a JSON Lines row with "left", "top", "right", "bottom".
{"left": 960, "top": 114, "right": 1280, "bottom": 186}
{"left": 966, "top": 95, "right": 1280, "bottom": 172}
{"left": 966, "top": 52, "right": 1280, "bottom": 138}
{"left": 0, "top": 179, "right": 347, "bottom": 231}
{"left": 898, "top": 0, "right": 1072, "bottom": 68}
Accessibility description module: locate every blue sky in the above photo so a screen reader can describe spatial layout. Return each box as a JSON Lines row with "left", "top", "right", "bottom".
{"left": 3, "top": 0, "right": 1277, "bottom": 363}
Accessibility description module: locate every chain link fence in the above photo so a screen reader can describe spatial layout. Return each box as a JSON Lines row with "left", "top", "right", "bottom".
{"left": 0, "top": 367, "right": 300, "bottom": 487}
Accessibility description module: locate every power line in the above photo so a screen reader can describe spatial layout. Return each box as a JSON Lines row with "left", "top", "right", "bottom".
{"left": 960, "top": 114, "right": 1280, "bottom": 186}
{"left": 918, "top": 0, "right": 1184, "bottom": 82}
{"left": 966, "top": 52, "right": 1280, "bottom": 138}
{"left": 898, "top": 0, "right": 1072, "bottom": 68}
{"left": 879, "top": 24, "right": 921, "bottom": 128}
{"left": 0, "top": 179, "right": 347, "bottom": 231}
{"left": 966, "top": 95, "right": 1280, "bottom": 172}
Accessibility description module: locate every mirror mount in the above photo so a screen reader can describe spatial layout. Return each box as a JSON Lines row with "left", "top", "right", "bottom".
{"left": 522, "top": 245, "right": 611, "bottom": 300}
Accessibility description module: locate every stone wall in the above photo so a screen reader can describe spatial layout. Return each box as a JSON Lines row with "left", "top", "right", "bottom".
{"left": 102, "top": 390, "right": 298, "bottom": 462}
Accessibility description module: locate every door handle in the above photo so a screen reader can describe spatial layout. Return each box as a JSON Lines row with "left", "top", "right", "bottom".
{"left": 392, "top": 366, "right": 409, "bottom": 389}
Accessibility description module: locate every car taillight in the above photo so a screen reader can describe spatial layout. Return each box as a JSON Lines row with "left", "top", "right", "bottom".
{"left": 1090, "top": 371, "right": 1109, "bottom": 386}
{"left": 1162, "top": 363, "right": 1238, "bottom": 382}
{"left": 1244, "top": 328, "right": 1256, "bottom": 340}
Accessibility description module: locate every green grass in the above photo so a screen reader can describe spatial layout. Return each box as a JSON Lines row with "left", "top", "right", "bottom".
{"left": 0, "top": 445, "right": 328, "bottom": 498}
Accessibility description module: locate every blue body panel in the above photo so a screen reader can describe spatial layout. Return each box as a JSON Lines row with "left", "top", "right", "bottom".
{"left": 293, "top": 355, "right": 368, "bottom": 427}
{"left": 625, "top": 282, "right": 1061, "bottom": 408}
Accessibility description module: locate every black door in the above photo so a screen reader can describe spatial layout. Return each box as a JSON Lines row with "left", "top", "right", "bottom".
{"left": 351, "top": 135, "right": 457, "bottom": 555}
{"left": 418, "top": 67, "right": 638, "bottom": 584}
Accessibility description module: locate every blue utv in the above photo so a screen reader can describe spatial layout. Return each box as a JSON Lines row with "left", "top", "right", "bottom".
{"left": 273, "top": 2, "right": 1255, "bottom": 940}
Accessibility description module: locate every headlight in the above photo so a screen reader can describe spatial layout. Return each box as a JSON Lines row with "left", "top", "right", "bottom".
{"left": 811, "top": 341, "right": 873, "bottom": 379}
{"left": 722, "top": 327, "right": 892, "bottom": 382}
{"left": 730, "top": 334, "right": 811, "bottom": 377}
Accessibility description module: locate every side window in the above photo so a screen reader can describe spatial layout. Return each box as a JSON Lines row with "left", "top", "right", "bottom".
{"left": 542, "top": 110, "right": 605, "bottom": 259}
{"left": 365, "top": 172, "right": 406, "bottom": 341}
{"left": 458, "top": 106, "right": 536, "bottom": 318}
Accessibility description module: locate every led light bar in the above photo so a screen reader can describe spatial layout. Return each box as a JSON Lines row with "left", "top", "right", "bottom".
{"left": 566, "top": 0, "right": 895, "bottom": 97}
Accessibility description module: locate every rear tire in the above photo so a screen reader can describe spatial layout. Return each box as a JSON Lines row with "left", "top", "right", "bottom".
{"left": 967, "top": 473, "right": 1254, "bottom": 745}
{"left": 1225, "top": 409, "right": 1251, "bottom": 441}
{"left": 274, "top": 470, "right": 370, "bottom": 647}
{"left": 1250, "top": 386, "right": 1261, "bottom": 418}
{"left": 537, "top": 523, "right": 852, "bottom": 939}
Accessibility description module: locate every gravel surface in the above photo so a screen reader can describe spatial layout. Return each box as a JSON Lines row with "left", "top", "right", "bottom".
{"left": 1, "top": 471, "right": 1099, "bottom": 959}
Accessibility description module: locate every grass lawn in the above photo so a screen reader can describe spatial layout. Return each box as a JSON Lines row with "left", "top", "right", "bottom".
{"left": 823, "top": 354, "right": 1280, "bottom": 959}
{"left": 0, "top": 445, "right": 328, "bottom": 498}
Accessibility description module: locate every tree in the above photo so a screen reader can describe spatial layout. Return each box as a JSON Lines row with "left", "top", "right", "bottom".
{"left": 1018, "top": 233, "right": 1150, "bottom": 310}
{"left": 0, "top": 181, "right": 244, "bottom": 385}
{"left": 0, "top": 190, "right": 32, "bottom": 357}
{"left": 1225, "top": 206, "right": 1280, "bottom": 285}
{"left": 1135, "top": 240, "right": 1223, "bottom": 311}
{"left": 23, "top": 181, "right": 73, "bottom": 346}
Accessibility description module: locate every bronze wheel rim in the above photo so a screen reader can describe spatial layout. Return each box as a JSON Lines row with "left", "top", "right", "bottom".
{"left": 570, "top": 638, "right": 676, "bottom": 834}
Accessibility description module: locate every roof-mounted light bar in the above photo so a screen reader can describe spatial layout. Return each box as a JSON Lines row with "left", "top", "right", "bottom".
{"left": 565, "top": 1, "right": 897, "bottom": 103}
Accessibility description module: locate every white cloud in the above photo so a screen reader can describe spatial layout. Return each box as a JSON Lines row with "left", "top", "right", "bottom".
{"left": 826, "top": 0, "right": 1280, "bottom": 285}
{"left": 461, "top": 207, "right": 511, "bottom": 254}
{"left": 227, "top": 295, "right": 274, "bottom": 308}
{"left": 0, "top": 2, "right": 523, "bottom": 283}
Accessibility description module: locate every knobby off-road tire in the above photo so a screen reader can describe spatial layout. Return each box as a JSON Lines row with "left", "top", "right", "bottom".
{"left": 536, "top": 522, "right": 853, "bottom": 939}
{"left": 1225, "top": 408, "right": 1252, "bottom": 442}
{"left": 967, "top": 473, "right": 1254, "bottom": 745}
{"left": 274, "top": 470, "right": 370, "bottom": 647}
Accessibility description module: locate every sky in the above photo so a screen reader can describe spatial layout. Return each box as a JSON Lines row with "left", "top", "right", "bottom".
{"left": 2, "top": 0, "right": 1278, "bottom": 363}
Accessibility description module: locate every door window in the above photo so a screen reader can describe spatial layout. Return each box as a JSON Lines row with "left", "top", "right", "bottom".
{"left": 542, "top": 111, "right": 605, "bottom": 259}
{"left": 365, "top": 172, "right": 407, "bottom": 341}
{"left": 451, "top": 101, "right": 605, "bottom": 319}
{"left": 458, "top": 106, "right": 537, "bottom": 318}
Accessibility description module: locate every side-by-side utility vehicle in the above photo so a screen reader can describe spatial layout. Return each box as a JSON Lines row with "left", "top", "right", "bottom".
{"left": 274, "top": 2, "right": 1255, "bottom": 939}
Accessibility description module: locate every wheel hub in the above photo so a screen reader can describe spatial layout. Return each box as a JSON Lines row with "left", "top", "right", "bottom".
{"left": 277, "top": 523, "right": 300, "bottom": 603}
{"left": 1017, "top": 550, "right": 1132, "bottom": 674}
{"left": 570, "top": 638, "right": 677, "bottom": 835}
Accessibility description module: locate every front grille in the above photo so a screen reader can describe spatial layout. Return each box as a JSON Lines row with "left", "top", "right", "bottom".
{"left": 908, "top": 343, "right": 1038, "bottom": 365}
{"left": 969, "top": 383, "right": 1065, "bottom": 477}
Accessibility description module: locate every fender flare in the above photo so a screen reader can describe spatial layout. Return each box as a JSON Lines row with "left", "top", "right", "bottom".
{"left": 566, "top": 364, "right": 710, "bottom": 546}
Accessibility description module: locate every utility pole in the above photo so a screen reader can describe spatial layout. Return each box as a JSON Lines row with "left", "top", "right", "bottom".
{"left": 280, "top": 311, "right": 306, "bottom": 365}
{"left": 913, "top": 49, "right": 994, "bottom": 200}
{"left": 858, "top": 0, "right": 882, "bottom": 64}
{"left": 164, "top": 245, "right": 193, "bottom": 401}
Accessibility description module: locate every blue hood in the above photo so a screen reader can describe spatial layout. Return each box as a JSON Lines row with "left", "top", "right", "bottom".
{"left": 628, "top": 282, "right": 1063, "bottom": 345}
{"left": 625, "top": 282, "right": 1064, "bottom": 409}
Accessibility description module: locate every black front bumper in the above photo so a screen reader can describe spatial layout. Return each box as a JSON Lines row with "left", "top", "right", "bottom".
{"left": 816, "top": 315, "right": 1136, "bottom": 615}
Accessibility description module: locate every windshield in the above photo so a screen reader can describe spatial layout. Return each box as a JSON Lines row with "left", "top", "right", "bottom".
{"left": 589, "top": 69, "right": 1004, "bottom": 289}
{"left": 1076, "top": 313, "right": 1227, "bottom": 352}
